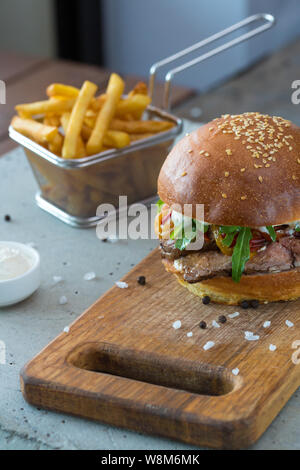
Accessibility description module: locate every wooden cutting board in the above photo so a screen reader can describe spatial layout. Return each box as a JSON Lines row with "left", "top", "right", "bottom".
{"left": 21, "top": 249, "right": 300, "bottom": 449}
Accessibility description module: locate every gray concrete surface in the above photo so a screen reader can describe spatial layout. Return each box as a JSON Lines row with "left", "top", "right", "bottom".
{"left": 0, "top": 137, "right": 299, "bottom": 450}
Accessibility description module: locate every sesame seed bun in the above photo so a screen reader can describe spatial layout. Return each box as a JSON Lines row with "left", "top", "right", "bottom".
{"left": 158, "top": 113, "right": 300, "bottom": 226}
{"left": 162, "top": 258, "right": 300, "bottom": 305}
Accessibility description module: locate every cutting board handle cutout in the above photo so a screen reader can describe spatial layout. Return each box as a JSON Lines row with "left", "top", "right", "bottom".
{"left": 66, "top": 342, "right": 237, "bottom": 396}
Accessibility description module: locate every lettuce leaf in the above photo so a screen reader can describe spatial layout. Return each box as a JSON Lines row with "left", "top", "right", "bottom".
{"left": 156, "top": 198, "right": 164, "bottom": 213}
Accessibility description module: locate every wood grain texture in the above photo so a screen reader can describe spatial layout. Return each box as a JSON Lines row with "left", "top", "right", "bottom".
{"left": 0, "top": 50, "right": 46, "bottom": 82}
{"left": 20, "top": 248, "right": 300, "bottom": 449}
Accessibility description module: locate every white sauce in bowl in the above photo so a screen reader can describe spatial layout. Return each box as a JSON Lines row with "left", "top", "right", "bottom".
{"left": 0, "top": 245, "right": 33, "bottom": 281}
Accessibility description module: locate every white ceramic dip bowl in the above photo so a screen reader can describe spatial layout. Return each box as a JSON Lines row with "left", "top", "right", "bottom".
{"left": 0, "top": 241, "right": 40, "bottom": 307}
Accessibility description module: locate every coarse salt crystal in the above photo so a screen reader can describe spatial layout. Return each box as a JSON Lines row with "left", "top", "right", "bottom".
{"left": 263, "top": 321, "right": 271, "bottom": 328}
{"left": 63, "top": 326, "right": 70, "bottom": 333}
{"left": 84, "top": 271, "right": 96, "bottom": 281}
{"left": 269, "top": 344, "right": 277, "bottom": 352}
{"left": 286, "top": 320, "right": 294, "bottom": 328}
{"left": 212, "top": 320, "right": 220, "bottom": 328}
{"left": 172, "top": 320, "right": 181, "bottom": 330}
{"left": 187, "top": 331, "right": 193, "bottom": 337}
{"left": 244, "top": 331, "right": 260, "bottom": 341}
{"left": 203, "top": 341, "right": 215, "bottom": 351}
{"left": 53, "top": 275, "right": 63, "bottom": 285}
{"left": 115, "top": 281, "right": 128, "bottom": 289}
{"left": 232, "top": 368, "right": 240, "bottom": 376}
{"left": 229, "top": 312, "right": 240, "bottom": 319}
{"left": 59, "top": 295, "right": 68, "bottom": 305}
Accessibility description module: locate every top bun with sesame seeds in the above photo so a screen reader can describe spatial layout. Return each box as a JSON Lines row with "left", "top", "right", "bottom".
{"left": 158, "top": 112, "right": 300, "bottom": 226}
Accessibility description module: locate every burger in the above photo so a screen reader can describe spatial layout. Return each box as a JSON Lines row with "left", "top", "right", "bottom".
{"left": 155, "top": 112, "right": 300, "bottom": 305}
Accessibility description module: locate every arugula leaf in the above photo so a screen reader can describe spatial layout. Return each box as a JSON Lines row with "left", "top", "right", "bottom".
{"left": 231, "top": 227, "right": 252, "bottom": 283}
{"left": 266, "top": 225, "right": 276, "bottom": 241}
{"left": 219, "top": 225, "right": 240, "bottom": 248}
{"left": 156, "top": 198, "right": 164, "bottom": 213}
{"left": 219, "top": 225, "right": 240, "bottom": 234}
{"left": 222, "top": 231, "right": 237, "bottom": 247}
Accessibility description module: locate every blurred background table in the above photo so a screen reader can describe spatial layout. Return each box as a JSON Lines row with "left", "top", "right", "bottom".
{"left": 2, "top": 35, "right": 300, "bottom": 159}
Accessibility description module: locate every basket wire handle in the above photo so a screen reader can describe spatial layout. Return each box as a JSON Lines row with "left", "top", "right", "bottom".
{"left": 149, "top": 13, "right": 275, "bottom": 110}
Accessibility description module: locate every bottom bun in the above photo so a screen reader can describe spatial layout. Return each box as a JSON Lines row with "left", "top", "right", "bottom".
{"left": 162, "top": 259, "right": 300, "bottom": 305}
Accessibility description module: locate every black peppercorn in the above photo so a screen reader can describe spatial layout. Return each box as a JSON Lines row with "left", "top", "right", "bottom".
{"left": 199, "top": 320, "right": 207, "bottom": 329}
{"left": 250, "top": 299, "right": 259, "bottom": 309}
{"left": 202, "top": 295, "right": 211, "bottom": 305}
{"left": 4, "top": 214, "right": 11, "bottom": 222}
{"left": 218, "top": 315, "right": 227, "bottom": 324}
{"left": 241, "top": 300, "right": 250, "bottom": 309}
{"left": 137, "top": 276, "right": 146, "bottom": 285}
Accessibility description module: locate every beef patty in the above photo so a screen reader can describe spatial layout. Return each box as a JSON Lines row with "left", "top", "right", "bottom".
{"left": 168, "top": 236, "right": 300, "bottom": 283}
{"left": 160, "top": 227, "right": 217, "bottom": 260}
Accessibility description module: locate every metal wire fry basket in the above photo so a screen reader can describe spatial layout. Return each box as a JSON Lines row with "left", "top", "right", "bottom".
{"left": 9, "top": 13, "right": 274, "bottom": 227}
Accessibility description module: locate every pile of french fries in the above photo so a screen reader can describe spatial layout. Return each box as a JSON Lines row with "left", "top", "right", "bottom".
{"left": 11, "top": 73, "right": 174, "bottom": 159}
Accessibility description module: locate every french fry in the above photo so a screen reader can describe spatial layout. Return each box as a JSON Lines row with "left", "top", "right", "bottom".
{"left": 80, "top": 124, "right": 129, "bottom": 149}
{"left": 129, "top": 133, "right": 155, "bottom": 142}
{"left": 46, "top": 83, "right": 80, "bottom": 99}
{"left": 81, "top": 124, "right": 92, "bottom": 141}
{"left": 48, "top": 132, "right": 63, "bottom": 155}
{"left": 46, "top": 95, "right": 71, "bottom": 101}
{"left": 121, "top": 113, "right": 136, "bottom": 121}
{"left": 91, "top": 93, "right": 150, "bottom": 119}
{"left": 15, "top": 98, "right": 76, "bottom": 118}
{"left": 116, "top": 94, "right": 151, "bottom": 119}
{"left": 104, "top": 130, "right": 130, "bottom": 149}
{"left": 11, "top": 116, "right": 58, "bottom": 144}
{"left": 110, "top": 119, "right": 174, "bottom": 134}
{"left": 87, "top": 73, "right": 125, "bottom": 155}
{"left": 86, "top": 108, "right": 97, "bottom": 118}
{"left": 128, "top": 81, "right": 148, "bottom": 96}
{"left": 90, "top": 94, "right": 105, "bottom": 111}
{"left": 62, "top": 80, "right": 98, "bottom": 159}
{"left": 82, "top": 126, "right": 130, "bottom": 149}
{"left": 61, "top": 112, "right": 86, "bottom": 159}
{"left": 83, "top": 109, "right": 97, "bottom": 128}
{"left": 13, "top": 76, "right": 168, "bottom": 168}
{"left": 83, "top": 116, "right": 96, "bottom": 129}
{"left": 43, "top": 113, "right": 61, "bottom": 127}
